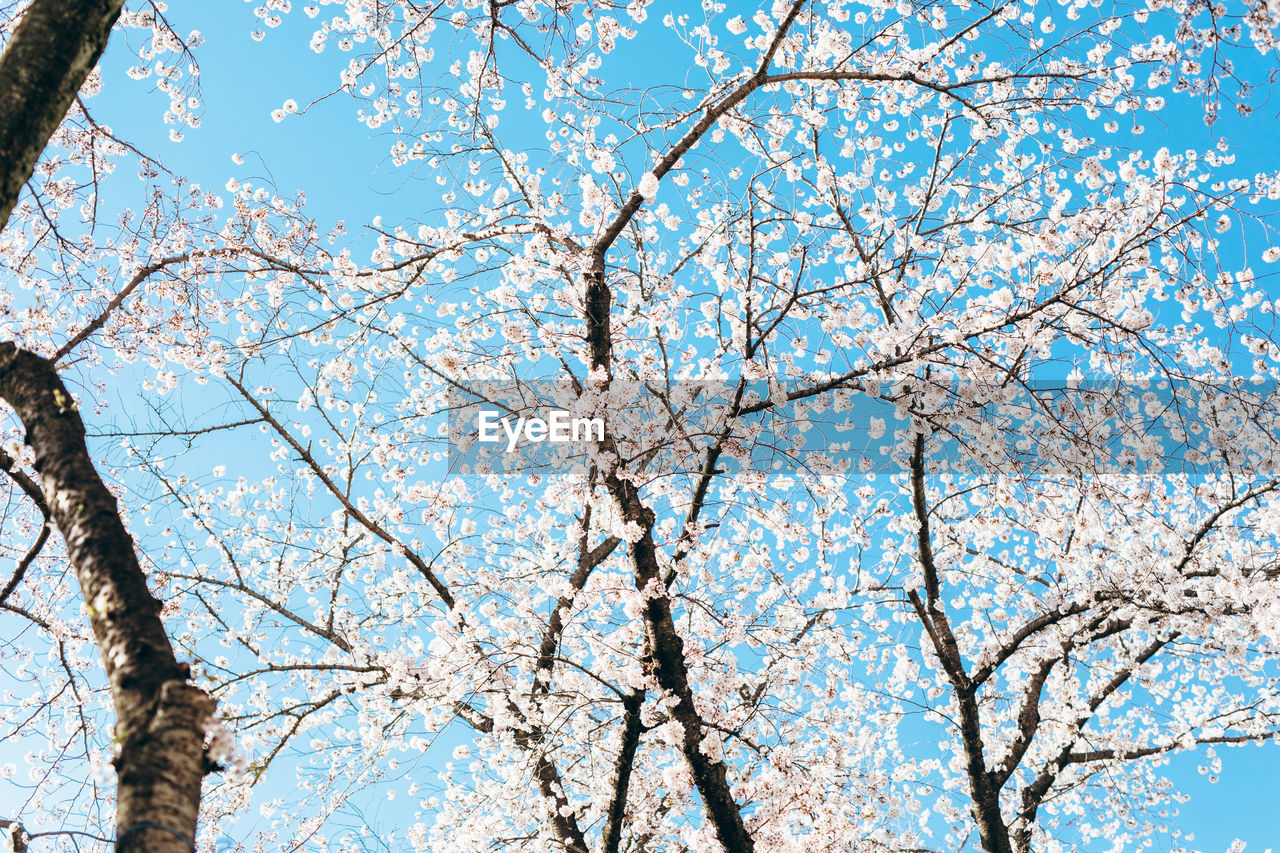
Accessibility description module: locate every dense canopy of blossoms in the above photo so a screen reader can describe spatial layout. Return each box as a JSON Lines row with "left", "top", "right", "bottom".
{"left": 6, "top": 1, "right": 1280, "bottom": 852}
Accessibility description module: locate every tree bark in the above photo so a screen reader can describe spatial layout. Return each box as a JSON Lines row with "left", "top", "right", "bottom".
{"left": 0, "top": 343, "right": 213, "bottom": 853}
{"left": 607, "top": 477, "right": 756, "bottom": 853}
{"left": 601, "top": 689, "right": 645, "bottom": 853}
{"left": 0, "top": 0, "right": 126, "bottom": 228}
{"left": 907, "top": 435, "right": 1014, "bottom": 853}
{"left": 0, "top": 819, "right": 28, "bottom": 853}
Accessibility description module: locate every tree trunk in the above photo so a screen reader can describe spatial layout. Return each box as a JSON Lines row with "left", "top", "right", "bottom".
{"left": 609, "top": 479, "right": 757, "bottom": 853}
{"left": 0, "top": 0, "right": 125, "bottom": 227}
{"left": 0, "top": 344, "right": 214, "bottom": 853}
{"left": 0, "top": 819, "right": 28, "bottom": 853}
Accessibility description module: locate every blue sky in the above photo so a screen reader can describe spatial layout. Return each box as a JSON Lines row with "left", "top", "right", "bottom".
{"left": 23, "top": 2, "right": 1280, "bottom": 851}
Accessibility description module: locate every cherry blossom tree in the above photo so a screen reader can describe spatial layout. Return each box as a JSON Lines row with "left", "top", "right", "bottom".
{"left": 0, "top": 2, "right": 221, "bottom": 851}
{"left": 6, "top": 1, "right": 1280, "bottom": 852}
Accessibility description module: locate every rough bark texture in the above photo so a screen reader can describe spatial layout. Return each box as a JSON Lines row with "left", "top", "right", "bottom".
{"left": 0, "top": 344, "right": 213, "bottom": 853}
{"left": 0, "top": 820, "right": 28, "bottom": 853}
{"left": 0, "top": 0, "right": 126, "bottom": 228}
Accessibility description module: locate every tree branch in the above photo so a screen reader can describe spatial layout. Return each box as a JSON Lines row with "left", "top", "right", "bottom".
{"left": 0, "top": 818, "right": 28, "bottom": 853}
{"left": 0, "top": 0, "right": 126, "bottom": 227}
{"left": 0, "top": 343, "right": 213, "bottom": 853}
{"left": 601, "top": 689, "right": 645, "bottom": 853}
{"left": 906, "top": 432, "right": 1012, "bottom": 853}
{"left": 227, "top": 375, "right": 456, "bottom": 609}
